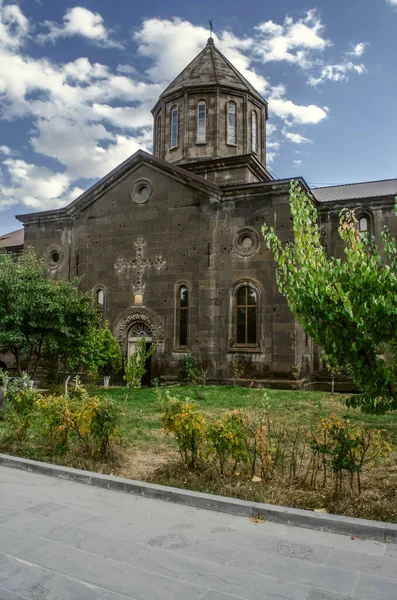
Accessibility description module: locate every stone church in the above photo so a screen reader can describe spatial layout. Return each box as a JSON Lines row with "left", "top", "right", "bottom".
{"left": 4, "top": 38, "right": 397, "bottom": 386}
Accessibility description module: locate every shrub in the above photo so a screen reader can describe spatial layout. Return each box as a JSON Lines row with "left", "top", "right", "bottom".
{"left": 2, "top": 373, "right": 38, "bottom": 439}
{"left": 36, "top": 385, "right": 121, "bottom": 456}
{"left": 124, "top": 337, "right": 156, "bottom": 390}
{"left": 206, "top": 410, "right": 248, "bottom": 474}
{"left": 162, "top": 395, "right": 205, "bottom": 468}
{"left": 308, "top": 414, "right": 392, "bottom": 493}
{"left": 178, "top": 353, "right": 199, "bottom": 383}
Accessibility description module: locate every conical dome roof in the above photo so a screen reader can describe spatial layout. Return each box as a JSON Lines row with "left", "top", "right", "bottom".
{"left": 157, "top": 38, "right": 266, "bottom": 106}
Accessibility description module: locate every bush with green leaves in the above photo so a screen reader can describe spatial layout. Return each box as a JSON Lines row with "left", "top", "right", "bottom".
{"left": 178, "top": 353, "right": 199, "bottom": 383}
{"left": 36, "top": 384, "right": 121, "bottom": 456}
{"left": 2, "top": 373, "right": 38, "bottom": 439}
{"left": 263, "top": 180, "right": 397, "bottom": 414}
{"left": 124, "top": 337, "right": 156, "bottom": 390}
{"left": 162, "top": 395, "right": 206, "bottom": 468}
{"left": 206, "top": 410, "right": 248, "bottom": 474}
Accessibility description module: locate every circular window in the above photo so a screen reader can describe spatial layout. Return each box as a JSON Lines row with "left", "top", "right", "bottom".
{"left": 46, "top": 245, "right": 63, "bottom": 270}
{"left": 131, "top": 179, "right": 153, "bottom": 204}
{"left": 232, "top": 228, "right": 260, "bottom": 257}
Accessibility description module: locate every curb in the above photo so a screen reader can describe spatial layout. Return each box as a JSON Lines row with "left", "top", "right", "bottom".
{"left": 1, "top": 453, "right": 396, "bottom": 543}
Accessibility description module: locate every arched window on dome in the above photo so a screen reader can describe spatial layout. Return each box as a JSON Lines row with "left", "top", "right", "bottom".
{"left": 227, "top": 101, "right": 236, "bottom": 145}
{"left": 251, "top": 110, "right": 258, "bottom": 153}
{"left": 171, "top": 105, "right": 178, "bottom": 149}
{"left": 155, "top": 115, "right": 161, "bottom": 156}
{"left": 197, "top": 100, "right": 207, "bottom": 143}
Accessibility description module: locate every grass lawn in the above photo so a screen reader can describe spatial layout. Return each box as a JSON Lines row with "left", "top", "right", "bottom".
{"left": 1, "top": 385, "right": 397, "bottom": 523}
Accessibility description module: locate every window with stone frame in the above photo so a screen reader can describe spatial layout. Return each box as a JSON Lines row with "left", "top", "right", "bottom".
{"left": 227, "top": 101, "right": 236, "bottom": 145}
{"left": 177, "top": 284, "right": 189, "bottom": 347}
{"left": 358, "top": 214, "right": 370, "bottom": 236}
{"left": 171, "top": 105, "right": 178, "bottom": 149}
{"left": 197, "top": 100, "right": 207, "bottom": 143}
{"left": 251, "top": 110, "right": 258, "bottom": 153}
{"left": 236, "top": 285, "right": 257, "bottom": 345}
{"left": 95, "top": 288, "right": 105, "bottom": 314}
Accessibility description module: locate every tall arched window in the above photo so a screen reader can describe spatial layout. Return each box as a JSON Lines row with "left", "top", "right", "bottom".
{"left": 236, "top": 286, "right": 257, "bottom": 345}
{"left": 171, "top": 105, "right": 178, "bottom": 149}
{"left": 155, "top": 115, "right": 161, "bottom": 156}
{"left": 177, "top": 285, "right": 189, "bottom": 347}
{"left": 197, "top": 100, "right": 207, "bottom": 143}
{"left": 95, "top": 288, "right": 105, "bottom": 314}
{"left": 227, "top": 101, "right": 236, "bottom": 145}
{"left": 251, "top": 110, "right": 257, "bottom": 153}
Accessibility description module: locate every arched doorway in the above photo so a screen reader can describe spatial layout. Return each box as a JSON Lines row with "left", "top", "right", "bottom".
{"left": 127, "top": 321, "right": 153, "bottom": 386}
{"left": 113, "top": 307, "right": 164, "bottom": 387}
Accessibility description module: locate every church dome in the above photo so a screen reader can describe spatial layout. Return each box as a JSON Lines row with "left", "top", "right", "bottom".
{"left": 151, "top": 38, "right": 269, "bottom": 182}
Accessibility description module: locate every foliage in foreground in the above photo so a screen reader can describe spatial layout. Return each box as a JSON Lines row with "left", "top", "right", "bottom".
{"left": 124, "top": 337, "right": 156, "bottom": 389}
{"left": 162, "top": 393, "right": 392, "bottom": 494}
{"left": 1, "top": 376, "right": 121, "bottom": 457}
{"left": 263, "top": 180, "right": 397, "bottom": 414}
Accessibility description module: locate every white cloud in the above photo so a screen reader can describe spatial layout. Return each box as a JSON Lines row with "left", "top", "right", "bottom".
{"left": 347, "top": 42, "right": 367, "bottom": 57}
{"left": 0, "top": 1, "right": 29, "bottom": 49}
{"left": 386, "top": 0, "right": 397, "bottom": 7}
{"left": 283, "top": 130, "right": 312, "bottom": 144}
{"left": 0, "top": 5, "right": 343, "bottom": 214}
{"left": 293, "top": 159, "right": 302, "bottom": 166}
{"left": 0, "top": 145, "right": 12, "bottom": 155}
{"left": 308, "top": 61, "right": 366, "bottom": 86}
{"left": 254, "top": 9, "right": 330, "bottom": 68}
{"left": 1, "top": 158, "right": 74, "bottom": 210}
{"left": 38, "top": 7, "right": 123, "bottom": 49}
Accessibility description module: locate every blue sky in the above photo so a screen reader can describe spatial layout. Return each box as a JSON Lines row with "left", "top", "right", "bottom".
{"left": 0, "top": 0, "right": 396, "bottom": 234}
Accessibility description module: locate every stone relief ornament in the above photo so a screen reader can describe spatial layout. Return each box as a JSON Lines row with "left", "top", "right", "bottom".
{"left": 115, "top": 236, "right": 166, "bottom": 294}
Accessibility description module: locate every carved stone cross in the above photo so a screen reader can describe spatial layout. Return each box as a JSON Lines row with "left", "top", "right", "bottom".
{"left": 115, "top": 236, "right": 166, "bottom": 294}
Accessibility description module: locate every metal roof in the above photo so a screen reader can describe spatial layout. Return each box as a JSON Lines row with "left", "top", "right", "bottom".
{"left": 312, "top": 178, "right": 397, "bottom": 203}
{"left": 0, "top": 228, "right": 24, "bottom": 247}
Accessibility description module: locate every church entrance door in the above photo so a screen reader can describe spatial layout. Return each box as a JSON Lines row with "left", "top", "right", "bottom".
{"left": 127, "top": 322, "right": 154, "bottom": 387}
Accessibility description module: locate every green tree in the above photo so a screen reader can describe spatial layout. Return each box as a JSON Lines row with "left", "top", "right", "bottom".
{"left": 0, "top": 250, "right": 96, "bottom": 377}
{"left": 262, "top": 180, "right": 397, "bottom": 414}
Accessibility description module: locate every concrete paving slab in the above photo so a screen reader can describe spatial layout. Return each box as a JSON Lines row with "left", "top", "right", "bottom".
{"left": 1, "top": 464, "right": 396, "bottom": 600}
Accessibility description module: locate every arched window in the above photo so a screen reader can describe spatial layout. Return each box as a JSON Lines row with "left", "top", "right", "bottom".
{"left": 155, "top": 115, "right": 161, "bottom": 156}
{"left": 236, "top": 286, "right": 257, "bottom": 345}
{"left": 358, "top": 216, "right": 369, "bottom": 235}
{"left": 177, "top": 285, "right": 189, "bottom": 347}
{"left": 251, "top": 110, "right": 257, "bottom": 153}
{"left": 95, "top": 288, "right": 105, "bottom": 313}
{"left": 171, "top": 105, "right": 178, "bottom": 149}
{"left": 197, "top": 100, "right": 207, "bottom": 143}
{"left": 227, "top": 101, "right": 236, "bottom": 145}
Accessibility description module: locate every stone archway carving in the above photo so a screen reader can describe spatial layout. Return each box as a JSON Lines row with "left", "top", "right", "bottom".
{"left": 113, "top": 307, "right": 164, "bottom": 354}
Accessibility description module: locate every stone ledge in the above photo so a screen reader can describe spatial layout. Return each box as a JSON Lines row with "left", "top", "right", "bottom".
{"left": 0, "top": 453, "right": 394, "bottom": 542}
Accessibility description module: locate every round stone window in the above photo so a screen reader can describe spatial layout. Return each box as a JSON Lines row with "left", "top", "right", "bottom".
{"left": 131, "top": 179, "right": 153, "bottom": 204}
{"left": 46, "top": 245, "right": 63, "bottom": 270}
{"left": 233, "top": 228, "right": 260, "bottom": 257}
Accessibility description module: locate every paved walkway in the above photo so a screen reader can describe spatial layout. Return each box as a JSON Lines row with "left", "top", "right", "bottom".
{"left": 0, "top": 466, "right": 396, "bottom": 600}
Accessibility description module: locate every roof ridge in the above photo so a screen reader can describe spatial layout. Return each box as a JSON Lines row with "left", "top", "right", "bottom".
{"left": 313, "top": 177, "right": 397, "bottom": 190}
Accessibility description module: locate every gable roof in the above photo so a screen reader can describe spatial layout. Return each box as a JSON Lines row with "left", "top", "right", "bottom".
{"left": 16, "top": 150, "right": 221, "bottom": 224}
{"left": 154, "top": 38, "right": 267, "bottom": 108}
{"left": 313, "top": 178, "right": 397, "bottom": 203}
{"left": 0, "top": 228, "right": 24, "bottom": 248}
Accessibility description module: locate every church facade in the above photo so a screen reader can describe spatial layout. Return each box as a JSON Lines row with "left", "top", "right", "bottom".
{"left": 11, "top": 39, "right": 397, "bottom": 386}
